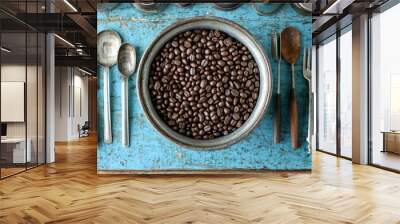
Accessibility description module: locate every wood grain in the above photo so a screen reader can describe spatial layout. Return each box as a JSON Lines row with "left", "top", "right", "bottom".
{"left": 281, "top": 27, "right": 301, "bottom": 149}
{"left": 290, "top": 88, "right": 299, "bottom": 148}
{"left": 1, "top": 134, "right": 400, "bottom": 223}
{"left": 280, "top": 27, "right": 301, "bottom": 65}
{"left": 97, "top": 4, "right": 312, "bottom": 171}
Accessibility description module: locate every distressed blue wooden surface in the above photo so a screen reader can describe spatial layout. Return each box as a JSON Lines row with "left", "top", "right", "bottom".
{"left": 97, "top": 3, "right": 312, "bottom": 171}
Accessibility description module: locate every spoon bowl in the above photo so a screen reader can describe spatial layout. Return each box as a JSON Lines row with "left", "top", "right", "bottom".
{"left": 118, "top": 43, "right": 136, "bottom": 78}
{"left": 281, "top": 27, "right": 301, "bottom": 65}
{"left": 118, "top": 43, "right": 136, "bottom": 147}
{"left": 98, "top": 30, "right": 121, "bottom": 67}
{"left": 97, "top": 30, "right": 122, "bottom": 144}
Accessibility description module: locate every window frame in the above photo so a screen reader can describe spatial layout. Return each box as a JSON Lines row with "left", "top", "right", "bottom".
{"left": 0, "top": 0, "right": 48, "bottom": 180}
{"left": 367, "top": 1, "right": 400, "bottom": 173}
{"left": 315, "top": 24, "right": 353, "bottom": 161}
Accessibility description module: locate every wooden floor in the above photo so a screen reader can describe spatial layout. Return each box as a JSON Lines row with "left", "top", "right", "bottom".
{"left": 1, "top": 135, "right": 400, "bottom": 224}
{"left": 373, "top": 150, "right": 400, "bottom": 171}
{"left": 1, "top": 167, "right": 26, "bottom": 178}
{"left": 1, "top": 163, "right": 44, "bottom": 178}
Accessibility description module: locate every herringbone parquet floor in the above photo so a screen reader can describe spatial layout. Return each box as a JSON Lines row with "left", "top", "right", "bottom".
{"left": 1, "top": 135, "right": 400, "bottom": 224}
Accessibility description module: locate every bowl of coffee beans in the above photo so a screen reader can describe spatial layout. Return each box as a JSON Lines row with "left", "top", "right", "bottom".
{"left": 137, "top": 16, "right": 272, "bottom": 150}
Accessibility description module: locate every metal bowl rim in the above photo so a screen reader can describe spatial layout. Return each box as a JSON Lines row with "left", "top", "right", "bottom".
{"left": 293, "top": 3, "right": 313, "bottom": 13}
{"left": 213, "top": 3, "right": 243, "bottom": 11}
{"left": 132, "top": 3, "right": 165, "bottom": 13}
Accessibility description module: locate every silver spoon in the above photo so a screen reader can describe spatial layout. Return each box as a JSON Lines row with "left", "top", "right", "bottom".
{"left": 118, "top": 43, "right": 136, "bottom": 147}
{"left": 97, "top": 30, "right": 121, "bottom": 144}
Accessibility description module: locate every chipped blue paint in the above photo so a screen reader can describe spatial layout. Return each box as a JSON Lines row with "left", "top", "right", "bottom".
{"left": 97, "top": 3, "right": 312, "bottom": 171}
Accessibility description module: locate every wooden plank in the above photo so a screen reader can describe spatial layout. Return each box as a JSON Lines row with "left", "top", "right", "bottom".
{"left": 97, "top": 169, "right": 311, "bottom": 175}
{"left": 97, "top": 3, "right": 313, "bottom": 172}
{"left": 2, "top": 135, "right": 400, "bottom": 223}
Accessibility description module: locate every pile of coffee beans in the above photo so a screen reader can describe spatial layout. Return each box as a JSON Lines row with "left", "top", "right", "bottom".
{"left": 149, "top": 29, "right": 260, "bottom": 140}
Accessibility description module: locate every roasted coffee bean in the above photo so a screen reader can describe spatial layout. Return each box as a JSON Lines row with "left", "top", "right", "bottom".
{"left": 149, "top": 29, "right": 260, "bottom": 140}
{"left": 217, "top": 60, "right": 226, "bottom": 67}
{"left": 201, "top": 59, "right": 208, "bottom": 67}
{"left": 190, "top": 68, "right": 196, "bottom": 75}
{"left": 224, "top": 116, "right": 231, "bottom": 125}
{"left": 232, "top": 113, "right": 240, "bottom": 121}
{"left": 171, "top": 41, "right": 179, "bottom": 48}
{"left": 231, "top": 89, "right": 239, "bottom": 97}
{"left": 154, "top": 81, "right": 161, "bottom": 90}
{"left": 200, "top": 80, "right": 207, "bottom": 88}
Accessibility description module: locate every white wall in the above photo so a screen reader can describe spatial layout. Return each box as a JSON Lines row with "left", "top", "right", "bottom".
{"left": 1, "top": 65, "right": 42, "bottom": 138}
{"left": 1, "top": 64, "right": 46, "bottom": 164}
{"left": 1, "top": 82, "right": 25, "bottom": 123}
{"left": 1, "top": 66, "right": 26, "bottom": 139}
{"left": 55, "top": 66, "right": 68, "bottom": 141}
{"left": 54, "top": 67, "right": 89, "bottom": 141}
{"left": 75, "top": 72, "right": 89, "bottom": 129}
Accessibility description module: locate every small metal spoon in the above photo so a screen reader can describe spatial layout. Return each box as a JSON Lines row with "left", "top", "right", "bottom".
{"left": 118, "top": 43, "right": 136, "bottom": 147}
{"left": 97, "top": 30, "right": 122, "bottom": 144}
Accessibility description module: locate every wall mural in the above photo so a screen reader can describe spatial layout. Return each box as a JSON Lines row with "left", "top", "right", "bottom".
{"left": 97, "top": 3, "right": 312, "bottom": 172}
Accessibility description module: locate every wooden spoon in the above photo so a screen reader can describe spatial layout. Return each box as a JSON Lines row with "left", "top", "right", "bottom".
{"left": 281, "top": 27, "right": 301, "bottom": 149}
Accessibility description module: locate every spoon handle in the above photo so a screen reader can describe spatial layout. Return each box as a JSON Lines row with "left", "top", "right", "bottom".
{"left": 290, "top": 64, "right": 299, "bottom": 148}
{"left": 273, "top": 93, "right": 281, "bottom": 143}
{"left": 308, "top": 86, "right": 313, "bottom": 151}
{"left": 104, "top": 66, "right": 112, "bottom": 144}
{"left": 121, "top": 78, "right": 129, "bottom": 147}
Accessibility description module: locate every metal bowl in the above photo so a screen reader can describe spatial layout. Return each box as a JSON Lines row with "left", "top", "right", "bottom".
{"left": 137, "top": 16, "right": 272, "bottom": 150}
